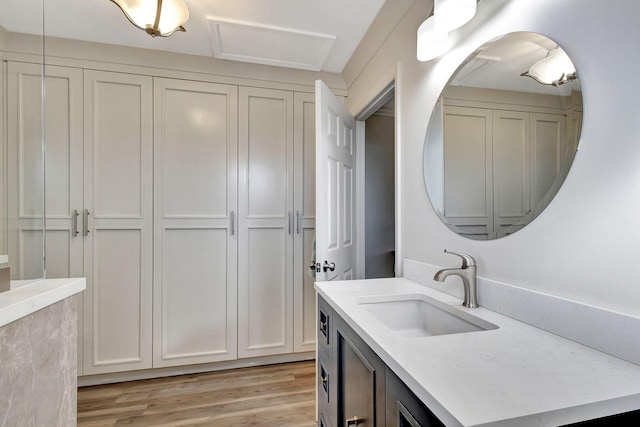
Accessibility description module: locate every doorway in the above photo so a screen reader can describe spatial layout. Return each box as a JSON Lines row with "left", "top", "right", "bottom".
{"left": 360, "top": 87, "right": 395, "bottom": 279}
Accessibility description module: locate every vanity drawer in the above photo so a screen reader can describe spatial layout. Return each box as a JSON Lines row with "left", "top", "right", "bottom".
{"left": 318, "top": 296, "right": 332, "bottom": 353}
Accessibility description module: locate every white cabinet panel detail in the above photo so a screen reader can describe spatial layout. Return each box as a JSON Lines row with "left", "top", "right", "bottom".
{"left": 159, "top": 228, "right": 234, "bottom": 361}
{"left": 153, "top": 78, "right": 238, "bottom": 367}
{"left": 83, "top": 70, "right": 153, "bottom": 374}
{"left": 89, "top": 229, "right": 145, "bottom": 367}
{"left": 293, "top": 92, "right": 316, "bottom": 353}
{"left": 239, "top": 87, "right": 294, "bottom": 358}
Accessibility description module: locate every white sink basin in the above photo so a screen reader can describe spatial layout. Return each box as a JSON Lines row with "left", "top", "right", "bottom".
{"left": 356, "top": 293, "right": 498, "bottom": 338}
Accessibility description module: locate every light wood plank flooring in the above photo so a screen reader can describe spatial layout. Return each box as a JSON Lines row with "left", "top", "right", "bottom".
{"left": 77, "top": 361, "right": 317, "bottom": 426}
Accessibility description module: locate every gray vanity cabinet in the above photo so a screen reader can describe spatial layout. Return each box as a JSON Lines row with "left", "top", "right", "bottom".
{"left": 318, "top": 296, "right": 443, "bottom": 427}
{"left": 318, "top": 297, "right": 337, "bottom": 427}
{"left": 385, "top": 370, "right": 444, "bottom": 427}
{"left": 336, "top": 314, "right": 387, "bottom": 427}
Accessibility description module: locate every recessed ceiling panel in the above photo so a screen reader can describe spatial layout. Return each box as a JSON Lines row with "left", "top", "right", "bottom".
{"left": 208, "top": 17, "right": 336, "bottom": 71}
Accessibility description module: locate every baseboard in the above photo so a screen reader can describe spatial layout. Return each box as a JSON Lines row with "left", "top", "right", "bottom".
{"left": 404, "top": 258, "right": 640, "bottom": 367}
{"left": 78, "top": 352, "right": 316, "bottom": 387}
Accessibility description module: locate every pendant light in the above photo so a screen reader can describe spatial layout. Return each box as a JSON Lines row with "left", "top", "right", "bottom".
{"left": 521, "top": 47, "right": 577, "bottom": 86}
{"left": 110, "top": 0, "right": 189, "bottom": 37}
{"left": 417, "top": 16, "right": 449, "bottom": 62}
{"left": 434, "top": 0, "right": 477, "bottom": 32}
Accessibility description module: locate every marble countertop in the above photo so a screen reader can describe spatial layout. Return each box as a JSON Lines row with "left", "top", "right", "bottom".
{"left": 316, "top": 277, "right": 640, "bottom": 427}
{"left": 0, "top": 278, "right": 86, "bottom": 328}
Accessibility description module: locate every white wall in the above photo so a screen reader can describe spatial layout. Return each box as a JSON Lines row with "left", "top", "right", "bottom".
{"left": 346, "top": 0, "right": 640, "bottom": 318}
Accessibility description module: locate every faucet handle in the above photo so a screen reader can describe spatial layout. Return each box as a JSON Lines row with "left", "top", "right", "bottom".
{"left": 444, "top": 249, "right": 476, "bottom": 268}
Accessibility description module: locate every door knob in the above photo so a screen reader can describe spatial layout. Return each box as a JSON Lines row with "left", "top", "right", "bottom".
{"left": 322, "top": 260, "right": 335, "bottom": 272}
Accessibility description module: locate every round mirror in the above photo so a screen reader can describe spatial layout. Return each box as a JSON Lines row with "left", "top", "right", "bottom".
{"left": 424, "top": 32, "right": 582, "bottom": 240}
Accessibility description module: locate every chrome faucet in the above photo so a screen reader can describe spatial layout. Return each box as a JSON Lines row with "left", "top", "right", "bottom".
{"left": 433, "top": 250, "right": 478, "bottom": 308}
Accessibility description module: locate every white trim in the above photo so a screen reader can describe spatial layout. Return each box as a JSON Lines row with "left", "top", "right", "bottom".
{"left": 356, "top": 120, "right": 366, "bottom": 279}
{"left": 208, "top": 16, "right": 336, "bottom": 72}
{"left": 354, "top": 80, "right": 395, "bottom": 121}
{"left": 394, "top": 63, "right": 402, "bottom": 276}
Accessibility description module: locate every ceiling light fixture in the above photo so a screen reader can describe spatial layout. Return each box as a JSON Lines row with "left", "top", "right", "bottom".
{"left": 110, "top": 0, "right": 189, "bottom": 37}
{"left": 417, "top": 16, "right": 448, "bottom": 62}
{"left": 434, "top": 0, "right": 477, "bottom": 32}
{"left": 521, "top": 47, "right": 577, "bottom": 86}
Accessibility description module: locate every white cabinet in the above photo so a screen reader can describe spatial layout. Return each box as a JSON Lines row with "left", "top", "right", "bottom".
{"left": 82, "top": 70, "right": 154, "bottom": 374}
{"left": 442, "top": 104, "right": 569, "bottom": 239}
{"left": 5, "top": 62, "right": 317, "bottom": 376}
{"left": 293, "top": 92, "right": 316, "bottom": 353}
{"left": 238, "top": 87, "right": 295, "bottom": 358}
{"left": 442, "top": 106, "right": 494, "bottom": 237}
{"left": 530, "top": 112, "right": 567, "bottom": 215}
{"left": 152, "top": 78, "right": 238, "bottom": 367}
{"left": 6, "top": 62, "right": 47, "bottom": 280}
{"left": 7, "top": 62, "right": 84, "bottom": 280}
{"left": 493, "top": 110, "right": 530, "bottom": 234}
{"left": 237, "top": 88, "right": 317, "bottom": 358}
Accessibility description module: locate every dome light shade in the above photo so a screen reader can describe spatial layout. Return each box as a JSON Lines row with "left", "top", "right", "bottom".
{"left": 110, "top": 0, "right": 189, "bottom": 37}
{"left": 417, "top": 16, "right": 449, "bottom": 61}
{"left": 521, "top": 47, "right": 577, "bottom": 86}
{"left": 434, "top": 0, "right": 477, "bottom": 32}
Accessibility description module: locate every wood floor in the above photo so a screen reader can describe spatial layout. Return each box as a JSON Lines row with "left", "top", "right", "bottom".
{"left": 77, "top": 361, "right": 317, "bottom": 427}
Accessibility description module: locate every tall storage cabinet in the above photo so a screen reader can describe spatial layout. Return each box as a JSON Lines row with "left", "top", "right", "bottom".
{"left": 442, "top": 104, "right": 569, "bottom": 239}
{"left": 7, "top": 62, "right": 84, "bottom": 281}
{"left": 238, "top": 87, "right": 295, "bottom": 358}
{"left": 153, "top": 78, "right": 239, "bottom": 367}
{"left": 82, "top": 70, "right": 154, "bottom": 374}
{"left": 237, "top": 87, "right": 317, "bottom": 358}
{"left": 5, "top": 59, "right": 318, "bottom": 378}
{"left": 293, "top": 92, "right": 317, "bottom": 353}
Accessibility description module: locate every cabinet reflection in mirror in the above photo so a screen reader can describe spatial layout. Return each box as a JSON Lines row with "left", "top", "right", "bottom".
{"left": 424, "top": 32, "right": 582, "bottom": 240}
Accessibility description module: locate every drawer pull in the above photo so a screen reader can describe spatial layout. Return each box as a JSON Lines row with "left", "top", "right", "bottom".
{"left": 346, "top": 416, "right": 364, "bottom": 426}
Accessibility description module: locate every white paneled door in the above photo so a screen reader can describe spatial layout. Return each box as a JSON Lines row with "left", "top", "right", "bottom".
{"left": 238, "top": 87, "right": 294, "bottom": 358}
{"left": 153, "top": 78, "right": 238, "bottom": 367}
{"left": 314, "top": 80, "right": 359, "bottom": 282}
{"left": 83, "top": 70, "right": 153, "bottom": 375}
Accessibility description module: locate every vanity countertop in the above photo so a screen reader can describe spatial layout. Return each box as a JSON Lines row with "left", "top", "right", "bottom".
{"left": 316, "top": 277, "right": 640, "bottom": 427}
{"left": 0, "top": 277, "right": 86, "bottom": 328}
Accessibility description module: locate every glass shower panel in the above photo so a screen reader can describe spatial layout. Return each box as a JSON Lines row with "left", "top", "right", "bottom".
{"left": 0, "top": 0, "right": 46, "bottom": 282}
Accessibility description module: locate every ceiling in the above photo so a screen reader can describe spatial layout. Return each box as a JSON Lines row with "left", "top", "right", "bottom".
{"left": 0, "top": 0, "right": 386, "bottom": 73}
{"left": 450, "top": 32, "right": 581, "bottom": 96}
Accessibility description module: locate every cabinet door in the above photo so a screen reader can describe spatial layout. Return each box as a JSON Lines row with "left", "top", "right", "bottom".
{"left": 442, "top": 106, "right": 493, "bottom": 239}
{"left": 336, "top": 318, "right": 386, "bottom": 427}
{"left": 318, "top": 297, "right": 337, "bottom": 426}
{"left": 82, "top": 70, "right": 153, "bottom": 374}
{"left": 492, "top": 110, "right": 530, "bottom": 237}
{"left": 386, "top": 369, "right": 444, "bottom": 427}
{"left": 530, "top": 112, "right": 566, "bottom": 215}
{"left": 293, "top": 92, "right": 316, "bottom": 353}
{"left": 153, "top": 78, "right": 238, "bottom": 367}
{"left": 6, "top": 61, "right": 46, "bottom": 280}
{"left": 238, "top": 87, "right": 294, "bottom": 358}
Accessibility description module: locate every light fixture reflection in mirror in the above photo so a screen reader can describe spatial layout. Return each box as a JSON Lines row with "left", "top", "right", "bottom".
{"left": 521, "top": 47, "right": 577, "bottom": 86}
{"left": 423, "top": 32, "right": 582, "bottom": 240}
